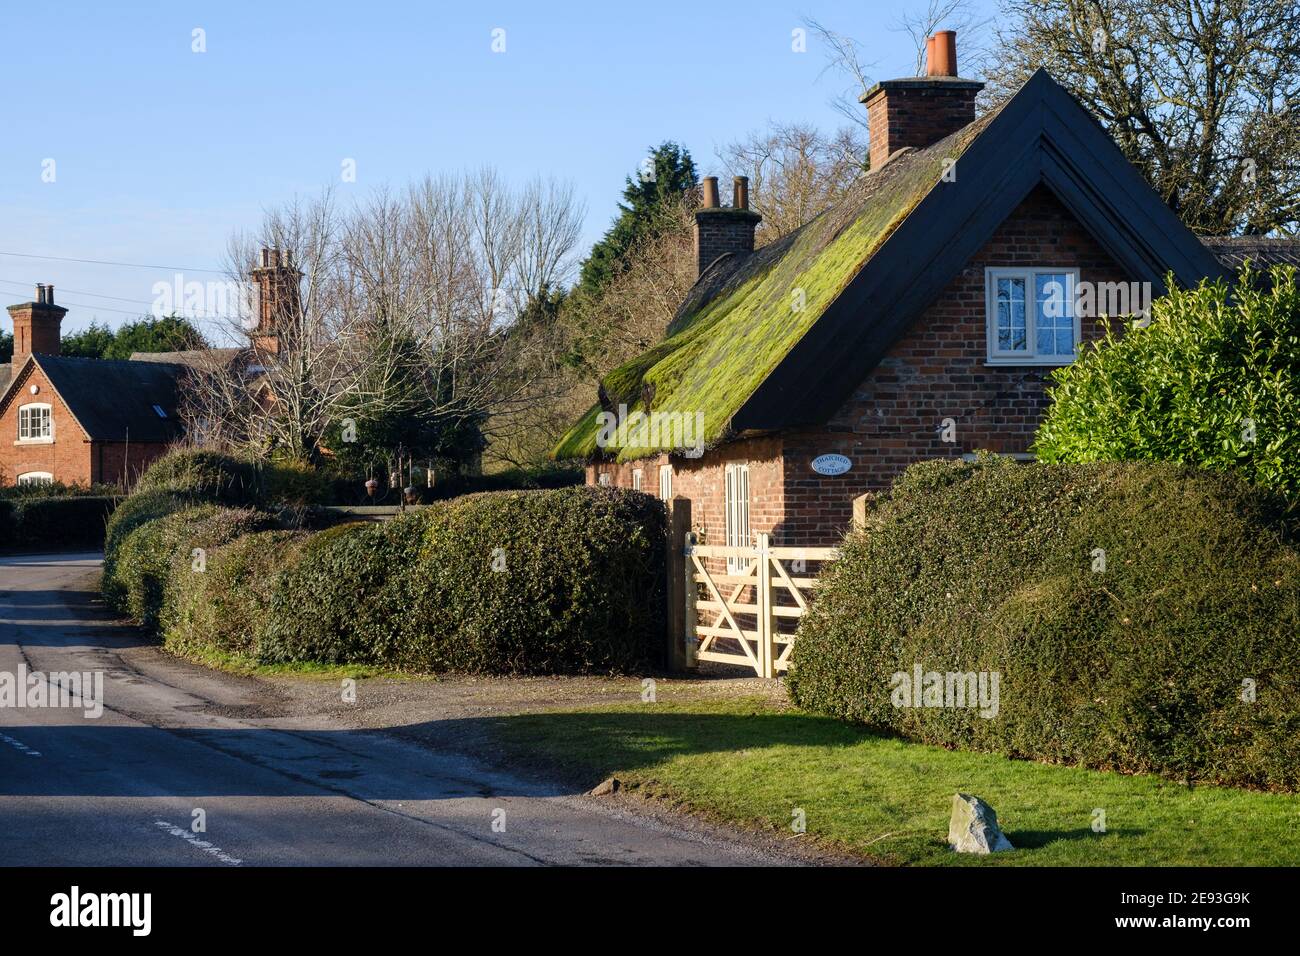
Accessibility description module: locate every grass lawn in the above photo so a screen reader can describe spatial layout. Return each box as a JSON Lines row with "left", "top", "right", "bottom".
{"left": 491, "top": 696, "right": 1300, "bottom": 866}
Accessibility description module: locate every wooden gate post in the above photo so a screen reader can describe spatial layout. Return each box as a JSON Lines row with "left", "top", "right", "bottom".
{"left": 852, "top": 493, "right": 871, "bottom": 531}
{"left": 756, "top": 532, "right": 774, "bottom": 678}
{"left": 665, "top": 496, "right": 693, "bottom": 671}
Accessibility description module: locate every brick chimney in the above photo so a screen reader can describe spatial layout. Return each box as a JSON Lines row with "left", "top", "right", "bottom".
{"left": 694, "top": 176, "right": 762, "bottom": 278}
{"left": 6, "top": 284, "right": 67, "bottom": 365}
{"left": 249, "top": 248, "right": 301, "bottom": 356}
{"left": 862, "top": 30, "right": 984, "bottom": 170}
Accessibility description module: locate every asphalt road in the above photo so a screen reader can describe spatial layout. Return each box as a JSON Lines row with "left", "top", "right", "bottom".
{"left": 0, "top": 553, "right": 786, "bottom": 866}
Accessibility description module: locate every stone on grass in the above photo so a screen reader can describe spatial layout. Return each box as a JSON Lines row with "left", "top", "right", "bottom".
{"left": 948, "top": 793, "right": 1014, "bottom": 854}
{"left": 589, "top": 776, "right": 620, "bottom": 796}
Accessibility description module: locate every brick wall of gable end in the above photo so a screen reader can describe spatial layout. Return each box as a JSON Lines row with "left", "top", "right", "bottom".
{"left": 0, "top": 364, "right": 93, "bottom": 486}
{"left": 780, "top": 184, "right": 1133, "bottom": 544}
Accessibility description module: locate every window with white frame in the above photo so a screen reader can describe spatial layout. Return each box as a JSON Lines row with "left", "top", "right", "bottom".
{"left": 632, "top": 468, "right": 643, "bottom": 491}
{"left": 986, "top": 268, "right": 1080, "bottom": 364}
{"left": 659, "top": 464, "right": 673, "bottom": 500}
{"left": 597, "top": 472, "right": 611, "bottom": 487}
{"left": 18, "top": 403, "right": 52, "bottom": 441}
{"left": 724, "top": 463, "right": 751, "bottom": 573}
{"left": 17, "top": 472, "right": 54, "bottom": 486}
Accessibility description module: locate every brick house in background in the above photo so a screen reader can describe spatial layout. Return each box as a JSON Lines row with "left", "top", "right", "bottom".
{"left": 554, "top": 32, "right": 1299, "bottom": 547}
{"left": 0, "top": 285, "right": 184, "bottom": 487}
{"left": 0, "top": 250, "right": 299, "bottom": 488}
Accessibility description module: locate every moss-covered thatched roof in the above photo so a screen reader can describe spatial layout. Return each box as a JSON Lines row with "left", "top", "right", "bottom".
{"left": 553, "top": 115, "right": 994, "bottom": 463}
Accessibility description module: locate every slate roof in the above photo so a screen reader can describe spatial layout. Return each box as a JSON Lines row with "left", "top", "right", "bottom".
{"left": 130, "top": 348, "right": 243, "bottom": 370}
{"left": 1, "top": 355, "right": 184, "bottom": 443}
{"left": 1202, "top": 237, "right": 1300, "bottom": 269}
{"left": 554, "top": 68, "right": 1227, "bottom": 462}
{"left": 0, "top": 364, "right": 10, "bottom": 395}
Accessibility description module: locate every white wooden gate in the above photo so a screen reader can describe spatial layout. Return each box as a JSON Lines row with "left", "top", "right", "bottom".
{"left": 685, "top": 532, "right": 838, "bottom": 678}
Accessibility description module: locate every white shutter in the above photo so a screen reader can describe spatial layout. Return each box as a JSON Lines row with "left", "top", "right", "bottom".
{"left": 724, "top": 463, "right": 751, "bottom": 573}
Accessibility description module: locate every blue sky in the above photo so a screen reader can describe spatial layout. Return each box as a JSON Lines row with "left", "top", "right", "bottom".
{"left": 0, "top": 0, "right": 996, "bottom": 336}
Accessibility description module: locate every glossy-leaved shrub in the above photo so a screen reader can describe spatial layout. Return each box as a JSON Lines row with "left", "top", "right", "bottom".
{"left": 1035, "top": 265, "right": 1300, "bottom": 501}
{"left": 787, "top": 456, "right": 1300, "bottom": 791}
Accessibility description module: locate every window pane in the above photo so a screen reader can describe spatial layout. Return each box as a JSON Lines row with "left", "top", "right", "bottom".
{"left": 997, "top": 277, "right": 1027, "bottom": 351}
{"left": 1035, "top": 273, "right": 1074, "bottom": 356}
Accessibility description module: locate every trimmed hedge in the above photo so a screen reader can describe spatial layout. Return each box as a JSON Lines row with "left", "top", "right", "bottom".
{"left": 787, "top": 457, "right": 1300, "bottom": 790}
{"left": 171, "top": 487, "right": 666, "bottom": 675}
{"left": 108, "top": 504, "right": 278, "bottom": 628}
{"left": 134, "top": 448, "right": 330, "bottom": 508}
{"left": 167, "top": 529, "right": 307, "bottom": 657}
{"left": 0, "top": 496, "right": 120, "bottom": 551}
{"left": 102, "top": 491, "right": 192, "bottom": 609}
{"left": 134, "top": 450, "right": 263, "bottom": 504}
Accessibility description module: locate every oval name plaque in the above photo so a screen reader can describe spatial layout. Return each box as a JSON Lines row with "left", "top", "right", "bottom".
{"left": 811, "top": 453, "right": 852, "bottom": 476}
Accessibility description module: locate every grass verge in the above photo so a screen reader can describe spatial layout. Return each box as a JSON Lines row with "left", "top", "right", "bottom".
{"left": 165, "top": 642, "right": 420, "bottom": 682}
{"left": 491, "top": 696, "right": 1300, "bottom": 866}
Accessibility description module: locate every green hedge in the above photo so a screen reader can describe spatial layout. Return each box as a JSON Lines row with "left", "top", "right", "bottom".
{"left": 108, "top": 504, "right": 278, "bottom": 628}
{"left": 787, "top": 457, "right": 1300, "bottom": 791}
{"left": 134, "top": 450, "right": 263, "bottom": 504}
{"left": 167, "top": 529, "right": 307, "bottom": 657}
{"left": 134, "top": 448, "right": 330, "bottom": 507}
{"left": 102, "top": 491, "right": 192, "bottom": 609}
{"left": 1035, "top": 265, "right": 1300, "bottom": 499}
{"left": 170, "top": 487, "right": 666, "bottom": 675}
{"left": 2, "top": 496, "right": 120, "bottom": 550}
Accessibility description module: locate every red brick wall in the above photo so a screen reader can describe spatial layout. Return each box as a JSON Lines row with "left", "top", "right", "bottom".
{"left": 587, "top": 435, "right": 785, "bottom": 551}
{"left": 91, "top": 441, "right": 169, "bottom": 488}
{"left": 586, "top": 185, "right": 1133, "bottom": 547}
{"left": 780, "top": 184, "right": 1131, "bottom": 543}
{"left": 866, "top": 80, "right": 981, "bottom": 169}
{"left": 0, "top": 362, "right": 92, "bottom": 486}
{"left": 0, "top": 361, "right": 169, "bottom": 488}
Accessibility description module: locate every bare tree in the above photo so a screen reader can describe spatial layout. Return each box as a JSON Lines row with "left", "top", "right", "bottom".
{"left": 804, "top": 2, "right": 992, "bottom": 139}
{"left": 802, "top": 16, "right": 877, "bottom": 133}
{"left": 716, "top": 122, "right": 867, "bottom": 241}
{"left": 991, "top": 0, "right": 1300, "bottom": 236}
{"left": 181, "top": 170, "right": 586, "bottom": 464}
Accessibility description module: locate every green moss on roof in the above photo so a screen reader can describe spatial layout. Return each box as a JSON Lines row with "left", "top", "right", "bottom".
{"left": 553, "top": 121, "right": 988, "bottom": 463}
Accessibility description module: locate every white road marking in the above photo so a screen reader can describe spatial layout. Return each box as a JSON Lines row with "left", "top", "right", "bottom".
{"left": 0, "top": 732, "right": 41, "bottom": 756}
{"left": 153, "top": 820, "right": 243, "bottom": 866}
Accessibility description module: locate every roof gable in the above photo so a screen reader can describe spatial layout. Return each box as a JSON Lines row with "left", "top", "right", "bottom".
{"left": 0, "top": 355, "right": 185, "bottom": 443}
{"left": 555, "top": 69, "right": 1231, "bottom": 461}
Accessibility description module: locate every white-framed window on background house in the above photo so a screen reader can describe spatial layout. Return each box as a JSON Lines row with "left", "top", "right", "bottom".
{"left": 986, "top": 268, "right": 1080, "bottom": 365}
{"left": 632, "top": 468, "right": 643, "bottom": 491}
{"left": 659, "top": 464, "right": 673, "bottom": 500}
{"left": 17, "top": 472, "right": 54, "bottom": 486}
{"left": 18, "top": 403, "right": 53, "bottom": 442}
{"left": 597, "top": 472, "right": 611, "bottom": 487}
{"left": 724, "top": 462, "right": 751, "bottom": 574}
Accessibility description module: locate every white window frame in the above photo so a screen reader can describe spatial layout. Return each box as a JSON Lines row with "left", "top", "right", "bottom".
{"left": 17, "top": 403, "right": 53, "bottom": 443}
{"left": 17, "top": 471, "right": 54, "bottom": 486}
{"left": 724, "top": 462, "right": 751, "bottom": 574}
{"left": 632, "top": 468, "right": 643, "bottom": 491}
{"left": 596, "top": 472, "right": 611, "bottom": 487}
{"left": 985, "top": 268, "right": 1081, "bottom": 366}
{"left": 658, "top": 464, "right": 673, "bottom": 500}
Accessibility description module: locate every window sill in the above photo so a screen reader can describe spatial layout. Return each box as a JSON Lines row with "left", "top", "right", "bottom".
{"left": 984, "top": 356, "right": 1076, "bottom": 367}
{"left": 14, "top": 438, "right": 54, "bottom": 445}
